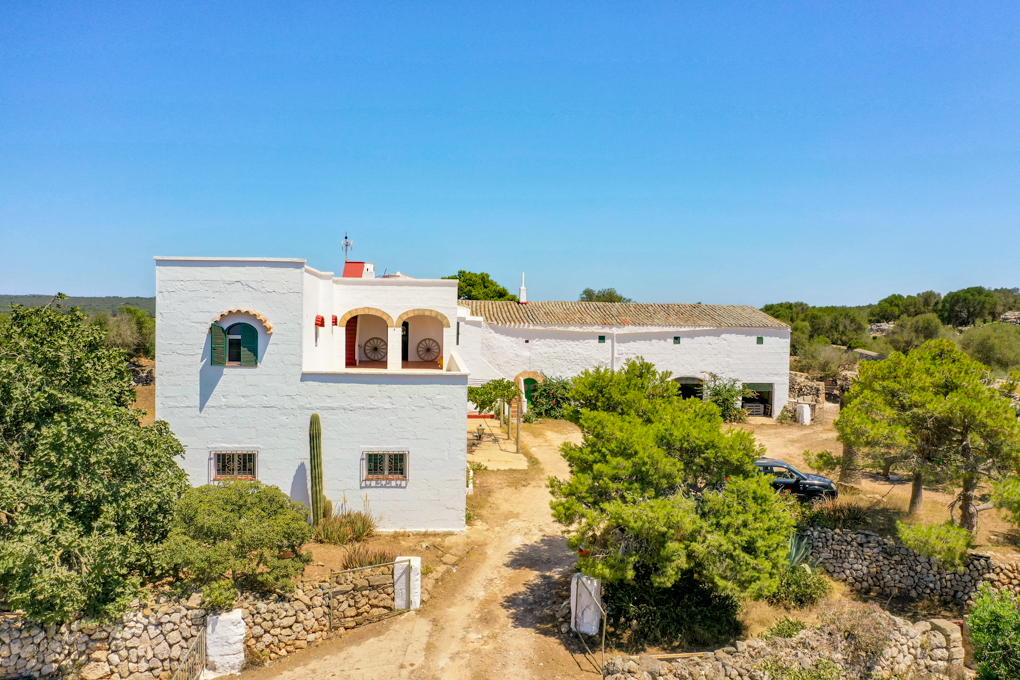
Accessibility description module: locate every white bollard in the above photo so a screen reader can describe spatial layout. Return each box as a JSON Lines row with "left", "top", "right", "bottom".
{"left": 570, "top": 573, "right": 602, "bottom": 635}
{"left": 204, "top": 608, "right": 245, "bottom": 678}
{"left": 394, "top": 556, "right": 421, "bottom": 610}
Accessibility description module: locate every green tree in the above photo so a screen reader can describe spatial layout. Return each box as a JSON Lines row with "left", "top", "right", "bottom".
{"left": 442, "top": 270, "right": 517, "bottom": 301}
{"left": 550, "top": 361, "right": 788, "bottom": 599}
{"left": 566, "top": 358, "right": 677, "bottom": 422}
{"left": 900, "top": 290, "right": 942, "bottom": 317}
{"left": 760, "top": 302, "right": 809, "bottom": 325}
{"left": 119, "top": 305, "right": 155, "bottom": 358}
{"left": 807, "top": 307, "right": 869, "bottom": 348}
{"left": 161, "top": 480, "right": 312, "bottom": 595}
{"left": 869, "top": 294, "right": 906, "bottom": 323}
{"left": 938, "top": 286, "right": 998, "bottom": 327}
{"left": 991, "top": 287, "right": 1020, "bottom": 318}
{"left": 579, "top": 287, "right": 633, "bottom": 303}
{"left": 882, "top": 313, "right": 955, "bottom": 354}
{"left": 961, "top": 323, "right": 1020, "bottom": 373}
{"left": 0, "top": 297, "right": 187, "bottom": 623}
{"left": 836, "top": 340, "right": 1020, "bottom": 531}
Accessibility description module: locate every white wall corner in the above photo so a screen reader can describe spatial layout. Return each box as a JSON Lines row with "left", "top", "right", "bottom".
{"left": 204, "top": 608, "right": 246, "bottom": 678}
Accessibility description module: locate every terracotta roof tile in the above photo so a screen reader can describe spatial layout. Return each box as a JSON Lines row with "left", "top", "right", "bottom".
{"left": 463, "top": 301, "right": 787, "bottom": 329}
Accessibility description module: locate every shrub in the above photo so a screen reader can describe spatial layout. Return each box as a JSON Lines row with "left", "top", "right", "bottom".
{"left": 603, "top": 572, "right": 741, "bottom": 647}
{"left": 769, "top": 566, "right": 831, "bottom": 608}
{"left": 819, "top": 601, "right": 894, "bottom": 671}
{"left": 797, "top": 344, "right": 859, "bottom": 382}
{"left": 897, "top": 521, "right": 973, "bottom": 570}
{"left": 201, "top": 579, "right": 238, "bottom": 611}
{"left": 313, "top": 508, "right": 376, "bottom": 545}
{"left": 521, "top": 410, "right": 537, "bottom": 423}
{"left": 961, "top": 323, "right": 1020, "bottom": 373}
{"left": 764, "top": 616, "right": 806, "bottom": 639}
{"left": 702, "top": 373, "right": 755, "bottom": 422}
{"left": 527, "top": 375, "right": 572, "bottom": 419}
{"left": 757, "top": 657, "right": 840, "bottom": 680}
{"left": 801, "top": 497, "right": 871, "bottom": 530}
{"left": 337, "top": 544, "right": 396, "bottom": 571}
{"left": 161, "top": 480, "right": 312, "bottom": 594}
{"left": 968, "top": 584, "right": 1020, "bottom": 680}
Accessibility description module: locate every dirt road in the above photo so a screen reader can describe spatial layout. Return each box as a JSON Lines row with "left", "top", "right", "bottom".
{"left": 244, "top": 420, "right": 596, "bottom": 680}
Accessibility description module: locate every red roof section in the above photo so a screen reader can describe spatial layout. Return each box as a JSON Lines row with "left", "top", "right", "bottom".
{"left": 342, "top": 261, "right": 366, "bottom": 278}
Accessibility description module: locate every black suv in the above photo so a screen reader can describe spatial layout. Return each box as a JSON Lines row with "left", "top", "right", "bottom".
{"left": 754, "top": 458, "right": 838, "bottom": 503}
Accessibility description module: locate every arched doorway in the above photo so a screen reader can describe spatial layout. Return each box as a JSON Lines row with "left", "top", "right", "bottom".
{"left": 523, "top": 378, "right": 538, "bottom": 406}
{"left": 674, "top": 377, "right": 703, "bottom": 401}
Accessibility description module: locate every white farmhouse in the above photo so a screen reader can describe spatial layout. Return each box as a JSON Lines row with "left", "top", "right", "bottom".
{"left": 155, "top": 256, "right": 790, "bottom": 534}
{"left": 457, "top": 292, "right": 791, "bottom": 417}
{"left": 155, "top": 257, "right": 469, "bottom": 532}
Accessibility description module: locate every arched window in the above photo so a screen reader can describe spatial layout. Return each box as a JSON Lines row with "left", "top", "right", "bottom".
{"left": 210, "top": 322, "right": 258, "bottom": 366}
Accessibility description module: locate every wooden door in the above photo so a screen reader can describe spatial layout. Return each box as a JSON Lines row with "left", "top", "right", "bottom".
{"left": 345, "top": 317, "right": 358, "bottom": 367}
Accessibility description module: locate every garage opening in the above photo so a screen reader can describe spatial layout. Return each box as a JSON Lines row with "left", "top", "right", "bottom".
{"left": 742, "top": 383, "right": 774, "bottom": 417}
{"left": 673, "top": 377, "right": 703, "bottom": 401}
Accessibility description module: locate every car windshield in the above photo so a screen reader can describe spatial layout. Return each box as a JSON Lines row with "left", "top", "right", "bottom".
{"left": 760, "top": 462, "right": 807, "bottom": 480}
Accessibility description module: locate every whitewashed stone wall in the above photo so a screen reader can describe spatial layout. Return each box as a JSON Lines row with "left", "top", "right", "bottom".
{"left": 803, "top": 527, "right": 1020, "bottom": 603}
{"left": 605, "top": 615, "right": 965, "bottom": 680}
{"left": 155, "top": 258, "right": 467, "bottom": 532}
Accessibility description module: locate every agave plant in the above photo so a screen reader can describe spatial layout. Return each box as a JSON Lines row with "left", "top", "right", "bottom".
{"left": 788, "top": 534, "right": 821, "bottom": 572}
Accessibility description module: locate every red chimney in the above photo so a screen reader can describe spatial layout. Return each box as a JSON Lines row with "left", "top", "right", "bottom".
{"left": 332, "top": 315, "right": 338, "bottom": 326}
{"left": 315, "top": 315, "right": 325, "bottom": 327}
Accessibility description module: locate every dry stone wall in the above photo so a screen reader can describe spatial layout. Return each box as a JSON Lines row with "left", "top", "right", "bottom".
{"left": 242, "top": 564, "right": 398, "bottom": 662}
{"left": 0, "top": 563, "right": 406, "bottom": 679}
{"left": 803, "top": 527, "right": 1020, "bottom": 603}
{"left": 605, "top": 615, "right": 965, "bottom": 680}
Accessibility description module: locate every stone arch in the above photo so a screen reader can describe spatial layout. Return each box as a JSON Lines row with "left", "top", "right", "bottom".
{"left": 213, "top": 309, "right": 273, "bottom": 334}
{"left": 338, "top": 307, "right": 394, "bottom": 328}
{"left": 514, "top": 371, "right": 545, "bottom": 385}
{"left": 395, "top": 308, "right": 451, "bottom": 328}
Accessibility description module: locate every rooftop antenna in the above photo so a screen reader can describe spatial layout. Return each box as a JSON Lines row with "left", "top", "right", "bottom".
{"left": 341, "top": 232, "right": 354, "bottom": 262}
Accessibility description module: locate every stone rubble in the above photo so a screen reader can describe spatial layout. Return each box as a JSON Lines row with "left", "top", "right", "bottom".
{"left": 605, "top": 615, "right": 966, "bottom": 680}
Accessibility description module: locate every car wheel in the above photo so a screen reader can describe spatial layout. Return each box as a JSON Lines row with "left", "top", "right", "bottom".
{"left": 808, "top": 494, "right": 826, "bottom": 506}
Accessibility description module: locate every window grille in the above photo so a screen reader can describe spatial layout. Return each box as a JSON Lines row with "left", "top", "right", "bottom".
{"left": 214, "top": 451, "right": 257, "bottom": 480}
{"left": 364, "top": 451, "right": 408, "bottom": 480}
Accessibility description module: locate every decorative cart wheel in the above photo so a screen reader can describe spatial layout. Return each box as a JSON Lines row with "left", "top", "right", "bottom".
{"left": 417, "top": 338, "right": 441, "bottom": 362}
{"left": 363, "top": 337, "right": 387, "bottom": 361}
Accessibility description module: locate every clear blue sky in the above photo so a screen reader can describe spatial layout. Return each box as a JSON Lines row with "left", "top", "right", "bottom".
{"left": 2, "top": 2, "right": 1018, "bottom": 305}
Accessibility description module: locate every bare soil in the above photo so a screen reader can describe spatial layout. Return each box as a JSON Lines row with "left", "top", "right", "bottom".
{"left": 132, "top": 385, "right": 155, "bottom": 426}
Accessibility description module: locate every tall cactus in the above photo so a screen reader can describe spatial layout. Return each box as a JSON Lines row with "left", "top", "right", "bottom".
{"left": 309, "top": 413, "right": 323, "bottom": 525}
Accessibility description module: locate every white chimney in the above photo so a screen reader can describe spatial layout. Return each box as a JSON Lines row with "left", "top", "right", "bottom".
{"left": 519, "top": 273, "right": 527, "bottom": 304}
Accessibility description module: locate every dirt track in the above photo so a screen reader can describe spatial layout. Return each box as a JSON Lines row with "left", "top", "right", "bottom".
{"left": 244, "top": 420, "right": 597, "bottom": 680}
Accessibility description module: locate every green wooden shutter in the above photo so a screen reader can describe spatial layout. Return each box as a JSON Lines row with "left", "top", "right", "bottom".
{"left": 240, "top": 323, "right": 258, "bottom": 366}
{"left": 211, "top": 324, "right": 226, "bottom": 366}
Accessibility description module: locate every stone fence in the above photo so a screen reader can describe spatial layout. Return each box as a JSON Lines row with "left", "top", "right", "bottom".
{"left": 802, "top": 527, "right": 1020, "bottom": 603}
{"left": 606, "top": 615, "right": 965, "bottom": 680}
{"left": 0, "top": 559, "right": 421, "bottom": 680}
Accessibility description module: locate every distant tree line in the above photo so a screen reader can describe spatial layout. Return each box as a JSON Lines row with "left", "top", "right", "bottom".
{"left": 763, "top": 285, "right": 1020, "bottom": 375}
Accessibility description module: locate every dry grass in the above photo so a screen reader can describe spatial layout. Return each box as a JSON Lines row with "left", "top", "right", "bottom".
{"left": 739, "top": 578, "right": 850, "bottom": 639}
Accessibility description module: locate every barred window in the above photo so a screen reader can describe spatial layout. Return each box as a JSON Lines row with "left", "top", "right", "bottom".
{"left": 364, "top": 451, "right": 408, "bottom": 480}
{"left": 214, "top": 451, "right": 257, "bottom": 480}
